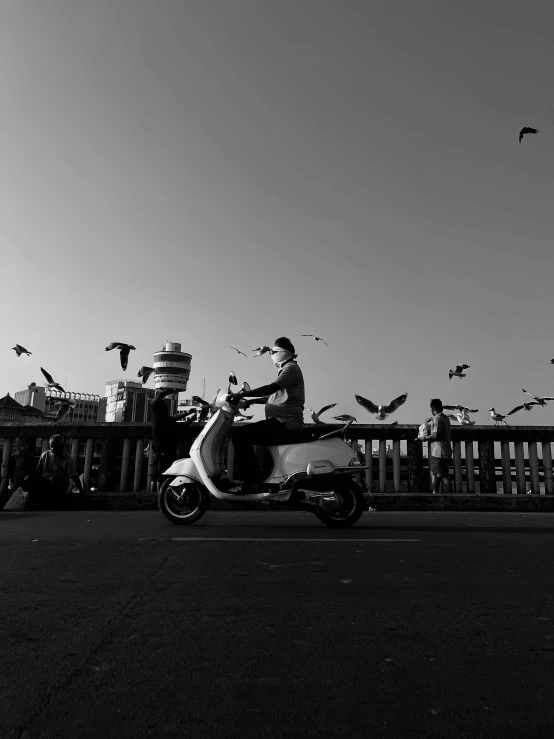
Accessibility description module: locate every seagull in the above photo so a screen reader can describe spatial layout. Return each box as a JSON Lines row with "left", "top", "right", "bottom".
{"left": 332, "top": 414, "right": 357, "bottom": 423}
{"left": 40, "top": 367, "right": 65, "bottom": 393}
{"left": 305, "top": 403, "right": 337, "bottom": 424}
{"left": 191, "top": 395, "right": 210, "bottom": 407}
{"left": 446, "top": 412, "right": 475, "bottom": 426}
{"left": 252, "top": 346, "right": 271, "bottom": 357}
{"left": 105, "top": 342, "right": 136, "bottom": 371}
{"left": 449, "top": 364, "right": 470, "bottom": 380}
{"left": 522, "top": 389, "right": 554, "bottom": 407}
{"left": 443, "top": 404, "right": 479, "bottom": 415}
{"left": 519, "top": 126, "right": 539, "bottom": 143}
{"left": 11, "top": 344, "right": 32, "bottom": 357}
{"left": 301, "top": 334, "right": 329, "bottom": 346}
{"left": 506, "top": 401, "right": 541, "bottom": 416}
{"left": 550, "top": 358, "right": 554, "bottom": 364}
{"left": 229, "top": 371, "right": 238, "bottom": 386}
{"left": 137, "top": 366, "right": 155, "bottom": 384}
{"left": 52, "top": 398, "right": 76, "bottom": 422}
{"left": 230, "top": 347, "right": 247, "bottom": 357}
{"left": 355, "top": 392, "right": 408, "bottom": 421}
{"left": 489, "top": 408, "right": 509, "bottom": 426}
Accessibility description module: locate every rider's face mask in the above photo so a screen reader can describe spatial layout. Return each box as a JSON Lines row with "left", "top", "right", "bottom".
{"left": 270, "top": 347, "right": 292, "bottom": 367}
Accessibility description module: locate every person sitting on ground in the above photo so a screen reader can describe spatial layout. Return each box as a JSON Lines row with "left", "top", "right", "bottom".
{"left": 225, "top": 336, "right": 305, "bottom": 492}
{"left": 24, "top": 434, "right": 85, "bottom": 509}
{"left": 420, "top": 398, "right": 452, "bottom": 494}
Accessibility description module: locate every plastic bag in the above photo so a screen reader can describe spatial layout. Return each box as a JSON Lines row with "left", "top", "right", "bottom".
{"left": 3, "top": 487, "right": 29, "bottom": 511}
{"left": 417, "top": 422, "right": 431, "bottom": 441}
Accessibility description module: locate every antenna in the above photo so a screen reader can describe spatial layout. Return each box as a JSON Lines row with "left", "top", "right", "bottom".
{"left": 202, "top": 378, "right": 206, "bottom": 399}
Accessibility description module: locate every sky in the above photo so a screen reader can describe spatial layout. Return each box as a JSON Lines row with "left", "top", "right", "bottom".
{"left": 3, "top": 0, "right": 554, "bottom": 426}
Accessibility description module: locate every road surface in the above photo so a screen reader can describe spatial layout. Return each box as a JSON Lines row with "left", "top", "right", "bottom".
{"left": 1, "top": 510, "right": 554, "bottom": 738}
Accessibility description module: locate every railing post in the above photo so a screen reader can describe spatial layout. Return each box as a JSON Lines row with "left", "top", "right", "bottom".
{"left": 146, "top": 443, "right": 156, "bottom": 492}
{"left": 528, "top": 442, "right": 540, "bottom": 494}
{"left": 500, "top": 441, "right": 512, "bottom": 494}
{"left": 452, "top": 441, "right": 463, "bottom": 494}
{"left": 406, "top": 438, "right": 423, "bottom": 493}
{"left": 70, "top": 438, "right": 79, "bottom": 465}
{"left": 378, "top": 439, "right": 387, "bottom": 493}
{"left": 364, "top": 440, "right": 373, "bottom": 493}
{"left": 514, "top": 441, "right": 526, "bottom": 495}
{"left": 133, "top": 438, "right": 144, "bottom": 492}
{"left": 392, "top": 439, "right": 401, "bottom": 493}
{"left": 542, "top": 441, "right": 553, "bottom": 495}
{"left": 465, "top": 441, "right": 475, "bottom": 495}
{"left": 477, "top": 440, "right": 496, "bottom": 495}
{"left": 83, "top": 438, "right": 94, "bottom": 491}
{"left": 119, "top": 438, "right": 132, "bottom": 493}
{"left": 0, "top": 438, "right": 13, "bottom": 495}
{"left": 98, "top": 437, "right": 120, "bottom": 493}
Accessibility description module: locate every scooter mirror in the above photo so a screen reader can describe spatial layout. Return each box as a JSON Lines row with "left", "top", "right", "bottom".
{"left": 241, "top": 382, "right": 251, "bottom": 392}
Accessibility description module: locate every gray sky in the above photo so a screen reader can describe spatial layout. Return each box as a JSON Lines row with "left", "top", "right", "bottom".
{"left": 4, "top": 0, "right": 554, "bottom": 425}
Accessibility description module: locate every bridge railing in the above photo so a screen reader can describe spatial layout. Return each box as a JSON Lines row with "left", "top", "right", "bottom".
{"left": 1, "top": 423, "right": 553, "bottom": 495}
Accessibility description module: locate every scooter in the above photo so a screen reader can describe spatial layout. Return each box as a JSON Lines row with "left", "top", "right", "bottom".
{"left": 158, "top": 381, "right": 371, "bottom": 527}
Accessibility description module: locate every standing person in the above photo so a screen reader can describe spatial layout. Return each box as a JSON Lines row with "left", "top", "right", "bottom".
{"left": 150, "top": 388, "right": 194, "bottom": 490}
{"left": 226, "top": 336, "right": 305, "bottom": 492}
{"left": 24, "top": 434, "right": 85, "bottom": 509}
{"left": 421, "top": 398, "right": 452, "bottom": 494}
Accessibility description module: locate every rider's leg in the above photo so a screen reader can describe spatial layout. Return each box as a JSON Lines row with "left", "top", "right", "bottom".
{"left": 230, "top": 419, "right": 294, "bottom": 482}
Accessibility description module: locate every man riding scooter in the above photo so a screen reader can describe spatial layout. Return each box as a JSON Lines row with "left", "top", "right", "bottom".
{"left": 225, "top": 336, "right": 304, "bottom": 493}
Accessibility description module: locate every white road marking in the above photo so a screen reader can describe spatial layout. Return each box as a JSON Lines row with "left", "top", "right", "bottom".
{"left": 169, "top": 537, "right": 421, "bottom": 542}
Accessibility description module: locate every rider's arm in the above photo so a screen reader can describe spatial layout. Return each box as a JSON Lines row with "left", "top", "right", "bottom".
{"left": 247, "top": 396, "right": 271, "bottom": 405}
{"left": 240, "top": 383, "right": 280, "bottom": 399}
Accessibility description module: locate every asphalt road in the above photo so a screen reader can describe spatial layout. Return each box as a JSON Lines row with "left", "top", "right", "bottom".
{"left": 1, "top": 510, "right": 554, "bottom": 739}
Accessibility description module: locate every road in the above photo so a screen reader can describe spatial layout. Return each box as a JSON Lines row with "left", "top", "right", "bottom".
{"left": 1, "top": 510, "right": 554, "bottom": 739}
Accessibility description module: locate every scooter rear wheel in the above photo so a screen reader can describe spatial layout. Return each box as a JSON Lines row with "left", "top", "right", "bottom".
{"left": 314, "top": 481, "right": 365, "bottom": 528}
{"left": 158, "top": 476, "right": 209, "bottom": 525}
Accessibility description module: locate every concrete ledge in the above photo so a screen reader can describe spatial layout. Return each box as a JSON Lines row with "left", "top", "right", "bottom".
{"left": 4, "top": 492, "right": 554, "bottom": 513}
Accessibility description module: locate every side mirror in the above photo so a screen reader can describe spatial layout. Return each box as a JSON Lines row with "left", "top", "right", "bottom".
{"left": 242, "top": 382, "right": 251, "bottom": 392}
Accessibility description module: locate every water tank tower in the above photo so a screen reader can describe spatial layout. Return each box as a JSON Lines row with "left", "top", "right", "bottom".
{"left": 153, "top": 342, "right": 192, "bottom": 392}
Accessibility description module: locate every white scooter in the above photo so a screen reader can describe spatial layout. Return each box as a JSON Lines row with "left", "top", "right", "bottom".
{"left": 158, "top": 382, "right": 370, "bottom": 527}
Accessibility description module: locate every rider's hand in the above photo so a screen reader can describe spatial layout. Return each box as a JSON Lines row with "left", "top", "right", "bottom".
{"left": 225, "top": 392, "right": 243, "bottom": 404}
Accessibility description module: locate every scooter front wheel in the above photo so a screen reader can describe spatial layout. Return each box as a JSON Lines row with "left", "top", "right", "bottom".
{"left": 158, "top": 476, "right": 209, "bottom": 525}
{"left": 314, "top": 480, "right": 365, "bottom": 528}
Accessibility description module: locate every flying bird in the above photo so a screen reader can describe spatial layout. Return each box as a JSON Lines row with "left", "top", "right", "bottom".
{"left": 443, "top": 404, "right": 479, "bottom": 415}
{"left": 252, "top": 346, "right": 271, "bottom": 357}
{"left": 305, "top": 403, "right": 337, "bottom": 425}
{"left": 489, "top": 408, "right": 509, "bottom": 426}
{"left": 230, "top": 347, "right": 247, "bottom": 357}
{"left": 105, "top": 342, "right": 136, "bottom": 371}
{"left": 519, "top": 126, "right": 539, "bottom": 143}
{"left": 40, "top": 367, "right": 65, "bottom": 393}
{"left": 229, "top": 371, "right": 238, "bottom": 386}
{"left": 521, "top": 389, "right": 554, "bottom": 407}
{"left": 506, "top": 401, "right": 541, "bottom": 416}
{"left": 332, "top": 414, "right": 357, "bottom": 423}
{"left": 449, "top": 364, "right": 470, "bottom": 380}
{"left": 11, "top": 344, "right": 32, "bottom": 357}
{"left": 446, "top": 412, "right": 475, "bottom": 426}
{"left": 355, "top": 392, "right": 408, "bottom": 421}
{"left": 52, "top": 398, "right": 76, "bottom": 422}
{"left": 137, "top": 366, "right": 155, "bottom": 384}
{"left": 550, "top": 358, "right": 554, "bottom": 364}
{"left": 301, "top": 335, "right": 329, "bottom": 346}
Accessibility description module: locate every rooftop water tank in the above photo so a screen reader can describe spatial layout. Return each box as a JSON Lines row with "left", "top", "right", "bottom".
{"left": 153, "top": 342, "right": 192, "bottom": 392}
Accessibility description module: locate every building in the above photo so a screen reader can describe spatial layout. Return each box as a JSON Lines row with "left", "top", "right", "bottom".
{"left": 14, "top": 384, "right": 106, "bottom": 423}
{"left": 105, "top": 380, "right": 177, "bottom": 423}
{"left": 0, "top": 393, "right": 45, "bottom": 423}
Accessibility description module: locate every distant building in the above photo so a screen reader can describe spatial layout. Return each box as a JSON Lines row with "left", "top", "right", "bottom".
{"left": 0, "top": 393, "right": 45, "bottom": 423}
{"left": 14, "top": 385, "right": 106, "bottom": 423}
{"left": 105, "top": 380, "right": 177, "bottom": 423}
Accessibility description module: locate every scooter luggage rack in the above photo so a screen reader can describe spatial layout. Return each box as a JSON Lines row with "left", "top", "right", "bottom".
{"left": 318, "top": 419, "right": 354, "bottom": 441}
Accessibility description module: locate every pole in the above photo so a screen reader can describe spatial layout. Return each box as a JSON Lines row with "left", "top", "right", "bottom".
{"left": 203, "top": 378, "right": 205, "bottom": 399}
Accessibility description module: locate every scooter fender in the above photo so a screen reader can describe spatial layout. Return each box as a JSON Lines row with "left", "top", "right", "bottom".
{"left": 163, "top": 457, "right": 201, "bottom": 482}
